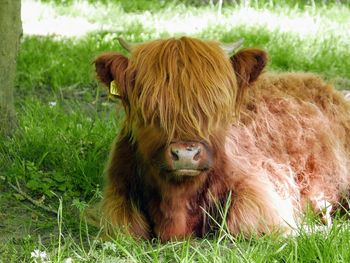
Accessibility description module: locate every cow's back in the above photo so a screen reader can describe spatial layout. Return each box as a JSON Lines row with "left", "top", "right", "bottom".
{"left": 247, "top": 72, "right": 350, "bottom": 117}
{"left": 232, "top": 72, "right": 350, "bottom": 206}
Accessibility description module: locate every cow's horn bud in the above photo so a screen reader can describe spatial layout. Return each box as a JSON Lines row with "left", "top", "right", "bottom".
{"left": 220, "top": 38, "right": 244, "bottom": 54}
{"left": 117, "top": 37, "right": 133, "bottom": 52}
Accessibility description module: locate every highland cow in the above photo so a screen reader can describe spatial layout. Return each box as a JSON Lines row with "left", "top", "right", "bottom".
{"left": 94, "top": 37, "right": 350, "bottom": 241}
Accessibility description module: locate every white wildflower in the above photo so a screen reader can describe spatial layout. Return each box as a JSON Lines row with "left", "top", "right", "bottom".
{"left": 102, "top": 241, "right": 117, "bottom": 252}
{"left": 63, "top": 258, "right": 73, "bottom": 263}
{"left": 49, "top": 101, "right": 57, "bottom": 107}
{"left": 30, "top": 249, "right": 49, "bottom": 262}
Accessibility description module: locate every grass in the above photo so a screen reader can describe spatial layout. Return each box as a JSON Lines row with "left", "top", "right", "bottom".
{"left": 1, "top": 0, "right": 350, "bottom": 262}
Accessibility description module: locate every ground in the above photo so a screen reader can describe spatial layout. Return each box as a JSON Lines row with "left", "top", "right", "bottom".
{"left": 1, "top": 0, "right": 350, "bottom": 262}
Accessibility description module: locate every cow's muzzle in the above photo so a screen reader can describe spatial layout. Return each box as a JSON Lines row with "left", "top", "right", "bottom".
{"left": 164, "top": 141, "right": 212, "bottom": 177}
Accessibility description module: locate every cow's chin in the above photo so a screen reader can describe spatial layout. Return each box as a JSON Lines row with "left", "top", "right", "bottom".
{"left": 164, "top": 168, "right": 209, "bottom": 183}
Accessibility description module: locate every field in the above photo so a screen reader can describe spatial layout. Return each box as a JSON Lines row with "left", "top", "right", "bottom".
{"left": 1, "top": 0, "right": 350, "bottom": 262}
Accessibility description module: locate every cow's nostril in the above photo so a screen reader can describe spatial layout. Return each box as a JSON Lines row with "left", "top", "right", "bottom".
{"left": 170, "top": 148, "right": 179, "bottom": 161}
{"left": 193, "top": 148, "right": 201, "bottom": 161}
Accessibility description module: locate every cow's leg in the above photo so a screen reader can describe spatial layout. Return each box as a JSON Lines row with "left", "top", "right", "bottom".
{"left": 152, "top": 200, "right": 190, "bottom": 242}
{"left": 101, "top": 186, "right": 149, "bottom": 239}
{"left": 100, "top": 133, "right": 150, "bottom": 239}
{"left": 227, "top": 176, "right": 298, "bottom": 236}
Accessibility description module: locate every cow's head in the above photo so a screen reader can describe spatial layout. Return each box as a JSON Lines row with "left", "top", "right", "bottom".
{"left": 94, "top": 37, "right": 267, "bottom": 182}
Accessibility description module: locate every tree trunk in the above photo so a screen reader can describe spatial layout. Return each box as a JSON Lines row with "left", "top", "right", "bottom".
{"left": 0, "top": 0, "right": 22, "bottom": 136}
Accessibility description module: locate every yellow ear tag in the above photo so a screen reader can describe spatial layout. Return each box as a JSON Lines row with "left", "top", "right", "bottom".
{"left": 109, "top": 80, "right": 120, "bottom": 98}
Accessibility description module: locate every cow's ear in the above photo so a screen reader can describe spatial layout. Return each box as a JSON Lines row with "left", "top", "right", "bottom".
{"left": 230, "top": 48, "right": 267, "bottom": 88}
{"left": 230, "top": 48, "right": 267, "bottom": 115}
{"left": 94, "top": 52, "right": 129, "bottom": 99}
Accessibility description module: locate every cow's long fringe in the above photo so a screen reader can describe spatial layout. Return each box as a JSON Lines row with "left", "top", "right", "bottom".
{"left": 124, "top": 37, "right": 238, "bottom": 143}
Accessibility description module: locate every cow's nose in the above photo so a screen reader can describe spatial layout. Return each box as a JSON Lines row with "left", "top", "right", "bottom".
{"left": 165, "top": 142, "right": 208, "bottom": 172}
{"left": 170, "top": 144, "right": 201, "bottom": 162}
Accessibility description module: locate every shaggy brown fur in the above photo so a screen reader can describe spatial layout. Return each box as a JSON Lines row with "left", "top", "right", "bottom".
{"left": 93, "top": 36, "right": 350, "bottom": 241}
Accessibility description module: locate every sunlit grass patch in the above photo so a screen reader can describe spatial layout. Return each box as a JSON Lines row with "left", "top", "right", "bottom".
{"left": 23, "top": 0, "right": 350, "bottom": 39}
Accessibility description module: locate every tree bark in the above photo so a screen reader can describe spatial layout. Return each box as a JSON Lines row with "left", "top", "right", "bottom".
{"left": 0, "top": 0, "right": 22, "bottom": 136}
